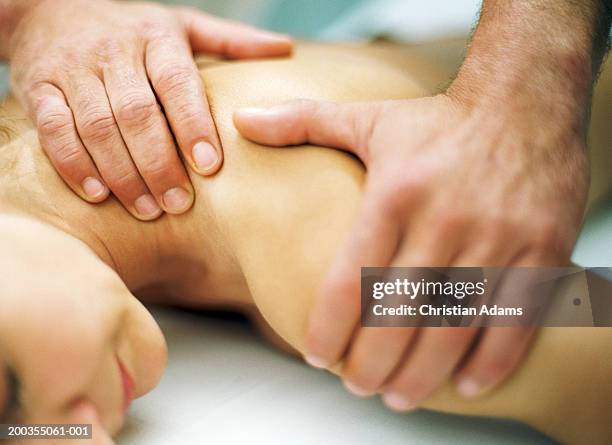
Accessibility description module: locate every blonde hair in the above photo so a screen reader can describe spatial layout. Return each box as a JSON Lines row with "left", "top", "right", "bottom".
{"left": 0, "top": 97, "right": 16, "bottom": 146}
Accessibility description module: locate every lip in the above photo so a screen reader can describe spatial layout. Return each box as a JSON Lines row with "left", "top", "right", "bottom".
{"left": 116, "top": 357, "right": 136, "bottom": 413}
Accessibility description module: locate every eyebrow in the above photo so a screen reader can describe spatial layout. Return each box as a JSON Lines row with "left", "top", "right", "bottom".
{"left": 0, "top": 367, "right": 18, "bottom": 423}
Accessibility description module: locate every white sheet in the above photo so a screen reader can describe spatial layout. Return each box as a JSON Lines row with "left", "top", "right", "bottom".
{"left": 118, "top": 307, "right": 556, "bottom": 445}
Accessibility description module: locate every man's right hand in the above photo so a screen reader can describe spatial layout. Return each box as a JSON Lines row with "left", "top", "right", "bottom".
{"left": 3, "top": 0, "right": 292, "bottom": 220}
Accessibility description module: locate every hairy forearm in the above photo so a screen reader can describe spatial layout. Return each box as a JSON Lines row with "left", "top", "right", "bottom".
{"left": 449, "top": 0, "right": 611, "bottom": 133}
{"left": 0, "top": 0, "right": 44, "bottom": 61}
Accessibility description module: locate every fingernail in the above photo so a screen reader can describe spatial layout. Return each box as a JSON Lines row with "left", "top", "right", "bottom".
{"left": 344, "top": 380, "right": 373, "bottom": 397}
{"left": 82, "top": 177, "right": 107, "bottom": 200}
{"left": 134, "top": 194, "right": 162, "bottom": 219}
{"left": 162, "top": 187, "right": 192, "bottom": 214}
{"left": 304, "top": 354, "right": 331, "bottom": 369}
{"left": 383, "top": 392, "right": 417, "bottom": 412}
{"left": 193, "top": 141, "right": 219, "bottom": 172}
{"left": 456, "top": 377, "right": 482, "bottom": 398}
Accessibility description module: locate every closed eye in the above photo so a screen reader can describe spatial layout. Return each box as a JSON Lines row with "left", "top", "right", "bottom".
{"left": 0, "top": 366, "right": 19, "bottom": 423}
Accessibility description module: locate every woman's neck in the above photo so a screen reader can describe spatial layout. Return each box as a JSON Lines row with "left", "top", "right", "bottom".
{"left": 0, "top": 129, "right": 251, "bottom": 307}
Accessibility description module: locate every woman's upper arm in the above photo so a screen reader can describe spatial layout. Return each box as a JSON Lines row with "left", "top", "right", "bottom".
{"left": 197, "top": 45, "right": 412, "bottom": 349}
{"left": 197, "top": 45, "right": 612, "bottom": 442}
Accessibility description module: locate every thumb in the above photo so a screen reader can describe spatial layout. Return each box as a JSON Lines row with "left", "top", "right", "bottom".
{"left": 177, "top": 6, "right": 293, "bottom": 59}
{"left": 233, "top": 100, "right": 379, "bottom": 161}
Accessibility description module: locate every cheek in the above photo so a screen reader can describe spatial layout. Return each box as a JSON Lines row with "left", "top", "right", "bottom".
{"left": 16, "top": 321, "right": 128, "bottom": 432}
{"left": 11, "top": 306, "right": 119, "bottom": 422}
{"left": 23, "top": 337, "right": 105, "bottom": 402}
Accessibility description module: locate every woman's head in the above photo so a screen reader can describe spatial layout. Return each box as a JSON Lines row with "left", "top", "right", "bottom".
{"left": 0, "top": 215, "right": 167, "bottom": 439}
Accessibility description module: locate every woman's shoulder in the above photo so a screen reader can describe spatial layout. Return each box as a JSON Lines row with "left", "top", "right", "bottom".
{"left": 200, "top": 43, "right": 428, "bottom": 105}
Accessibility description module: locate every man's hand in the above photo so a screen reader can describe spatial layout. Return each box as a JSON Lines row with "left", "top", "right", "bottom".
{"left": 234, "top": 0, "right": 609, "bottom": 410}
{"left": 2, "top": 0, "right": 292, "bottom": 219}
{"left": 233, "top": 89, "right": 588, "bottom": 407}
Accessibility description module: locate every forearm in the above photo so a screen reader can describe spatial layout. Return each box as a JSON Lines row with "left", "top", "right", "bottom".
{"left": 0, "top": 0, "right": 43, "bottom": 61}
{"left": 449, "top": 0, "right": 611, "bottom": 134}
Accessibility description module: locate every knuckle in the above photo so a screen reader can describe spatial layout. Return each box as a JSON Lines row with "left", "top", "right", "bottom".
{"left": 391, "top": 374, "right": 429, "bottom": 398}
{"left": 437, "top": 328, "right": 474, "bottom": 351}
{"left": 353, "top": 104, "right": 381, "bottom": 149}
{"left": 153, "top": 65, "right": 195, "bottom": 94}
{"left": 139, "top": 17, "right": 173, "bottom": 39}
{"left": 79, "top": 109, "right": 117, "bottom": 143}
{"left": 37, "top": 106, "right": 73, "bottom": 137}
{"left": 173, "top": 100, "right": 204, "bottom": 126}
{"left": 53, "top": 141, "right": 83, "bottom": 168}
{"left": 398, "top": 253, "right": 428, "bottom": 267}
{"left": 531, "top": 218, "right": 562, "bottom": 252}
{"left": 437, "top": 209, "right": 470, "bottom": 234}
{"left": 116, "top": 93, "right": 158, "bottom": 126}
{"left": 484, "top": 212, "right": 509, "bottom": 232}
{"left": 387, "top": 174, "right": 430, "bottom": 206}
{"left": 106, "top": 167, "right": 142, "bottom": 195}
{"left": 94, "top": 37, "right": 123, "bottom": 61}
{"left": 49, "top": 142, "right": 87, "bottom": 180}
{"left": 140, "top": 155, "right": 176, "bottom": 183}
{"left": 24, "top": 67, "right": 55, "bottom": 87}
{"left": 482, "top": 354, "right": 516, "bottom": 378}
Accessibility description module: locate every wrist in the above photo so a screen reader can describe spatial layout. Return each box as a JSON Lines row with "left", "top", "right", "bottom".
{"left": 446, "top": 3, "right": 604, "bottom": 140}
{"left": 0, "top": 0, "right": 45, "bottom": 61}
{"left": 448, "top": 52, "right": 591, "bottom": 139}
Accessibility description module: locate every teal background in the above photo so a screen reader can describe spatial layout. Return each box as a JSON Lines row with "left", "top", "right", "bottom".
{"left": 0, "top": 65, "right": 7, "bottom": 95}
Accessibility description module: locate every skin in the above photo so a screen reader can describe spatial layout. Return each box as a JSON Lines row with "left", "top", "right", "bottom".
{"left": 0, "top": 43, "right": 611, "bottom": 444}
{"left": 235, "top": 0, "right": 612, "bottom": 409}
{"left": 0, "top": 0, "right": 292, "bottom": 219}
{"left": 0, "top": 216, "right": 167, "bottom": 444}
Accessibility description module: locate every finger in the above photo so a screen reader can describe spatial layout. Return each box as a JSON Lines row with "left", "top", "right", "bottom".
{"left": 342, "top": 225, "right": 459, "bottom": 396}
{"left": 342, "top": 327, "right": 417, "bottom": 397}
{"left": 453, "top": 251, "right": 542, "bottom": 398}
{"left": 454, "top": 326, "right": 536, "bottom": 398}
{"left": 146, "top": 34, "right": 222, "bottom": 177}
{"left": 304, "top": 180, "right": 402, "bottom": 369}
{"left": 104, "top": 55, "right": 194, "bottom": 215}
{"left": 382, "top": 327, "right": 478, "bottom": 411}
{"left": 28, "top": 82, "right": 109, "bottom": 203}
{"left": 376, "top": 231, "right": 475, "bottom": 411}
{"left": 62, "top": 73, "right": 158, "bottom": 220}
{"left": 233, "top": 100, "right": 379, "bottom": 161}
{"left": 177, "top": 6, "right": 293, "bottom": 59}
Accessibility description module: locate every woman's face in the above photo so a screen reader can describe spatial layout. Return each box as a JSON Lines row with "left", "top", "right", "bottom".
{"left": 0, "top": 216, "right": 167, "bottom": 440}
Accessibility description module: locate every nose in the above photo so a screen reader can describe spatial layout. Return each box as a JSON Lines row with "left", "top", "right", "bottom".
{"left": 118, "top": 301, "right": 168, "bottom": 399}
